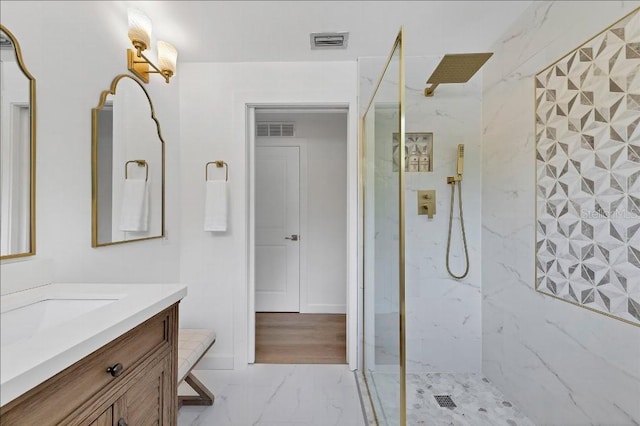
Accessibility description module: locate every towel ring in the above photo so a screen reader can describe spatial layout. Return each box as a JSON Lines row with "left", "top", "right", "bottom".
{"left": 125, "top": 160, "right": 149, "bottom": 181}
{"left": 205, "top": 160, "right": 228, "bottom": 182}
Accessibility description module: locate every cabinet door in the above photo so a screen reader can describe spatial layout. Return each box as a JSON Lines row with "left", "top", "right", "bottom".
{"left": 113, "top": 356, "right": 172, "bottom": 426}
{"left": 87, "top": 405, "right": 114, "bottom": 426}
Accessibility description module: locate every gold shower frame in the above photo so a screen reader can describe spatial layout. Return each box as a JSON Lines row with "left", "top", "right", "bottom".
{"left": 360, "top": 27, "right": 407, "bottom": 425}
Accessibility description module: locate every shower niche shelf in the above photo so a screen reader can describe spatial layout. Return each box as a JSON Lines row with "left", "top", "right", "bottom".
{"left": 393, "top": 132, "right": 433, "bottom": 172}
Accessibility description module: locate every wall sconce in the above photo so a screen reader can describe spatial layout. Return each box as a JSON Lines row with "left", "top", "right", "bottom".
{"left": 127, "top": 8, "right": 177, "bottom": 84}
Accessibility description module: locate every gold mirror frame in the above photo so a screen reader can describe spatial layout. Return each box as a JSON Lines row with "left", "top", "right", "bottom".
{"left": 91, "top": 74, "right": 165, "bottom": 247}
{"left": 0, "top": 24, "right": 36, "bottom": 260}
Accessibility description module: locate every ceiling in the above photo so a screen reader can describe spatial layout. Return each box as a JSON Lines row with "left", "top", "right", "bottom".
{"left": 125, "top": 1, "right": 533, "bottom": 62}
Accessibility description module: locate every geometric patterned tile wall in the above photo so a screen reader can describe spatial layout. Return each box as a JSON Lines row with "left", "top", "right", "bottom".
{"left": 535, "top": 8, "right": 640, "bottom": 326}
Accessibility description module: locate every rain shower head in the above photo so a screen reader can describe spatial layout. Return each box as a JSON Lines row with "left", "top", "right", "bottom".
{"left": 424, "top": 52, "right": 493, "bottom": 97}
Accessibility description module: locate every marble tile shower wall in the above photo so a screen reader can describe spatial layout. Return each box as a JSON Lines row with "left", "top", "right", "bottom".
{"left": 482, "top": 1, "right": 640, "bottom": 425}
{"left": 359, "top": 57, "right": 483, "bottom": 373}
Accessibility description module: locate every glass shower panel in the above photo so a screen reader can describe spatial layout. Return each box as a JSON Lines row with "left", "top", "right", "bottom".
{"left": 362, "top": 28, "right": 405, "bottom": 426}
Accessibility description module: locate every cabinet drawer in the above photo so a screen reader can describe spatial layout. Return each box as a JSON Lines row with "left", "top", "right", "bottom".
{"left": 80, "top": 354, "right": 172, "bottom": 426}
{"left": 0, "top": 305, "right": 176, "bottom": 426}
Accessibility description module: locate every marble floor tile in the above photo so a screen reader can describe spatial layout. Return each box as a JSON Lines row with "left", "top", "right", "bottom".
{"left": 366, "top": 370, "right": 401, "bottom": 426}
{"left": 367, "top": 371, "right": 535, "bottom": 426}
{"left": 178, "top": 364, "right": 366, "bottom": 426}
{"left": 373, "top": 372, "right": 534, "bottom": 426}
{"left": 406, "top": 373, "right": 535, "bottom": 426}
{"left": 354, "top": 371, "right": 380, "bottom": 426}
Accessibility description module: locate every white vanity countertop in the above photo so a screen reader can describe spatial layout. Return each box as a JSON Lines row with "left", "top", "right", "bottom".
{"left": 0, "top": 283, "right": 187, "bottom": 407}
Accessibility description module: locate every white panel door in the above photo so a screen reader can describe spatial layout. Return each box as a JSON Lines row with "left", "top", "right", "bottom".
{"left": 255, "top": 146, "right": 300, "bottom": 312}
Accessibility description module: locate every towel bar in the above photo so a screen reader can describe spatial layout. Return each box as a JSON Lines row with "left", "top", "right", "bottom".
{"left": 125, "top": 160, "right": 149, "bottom": 181}
{"left": 205, "top": 161, "right": 228, "bottom": 182}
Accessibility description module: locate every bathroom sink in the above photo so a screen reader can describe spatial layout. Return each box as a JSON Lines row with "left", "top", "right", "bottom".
{"left": 1, "top": 283, "right": 187, "bottom": 407}
{"left": 1, "top": 298, "right": 118, "bottom": 347}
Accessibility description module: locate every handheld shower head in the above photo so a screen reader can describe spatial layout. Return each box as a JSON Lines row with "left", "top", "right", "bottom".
{"left": 446, "top": 144, "right": 470, "bottom": 279}
{"left": 447, "top": 144, "right": 465, "bottom": 184}
{"left": 457, "top": 144, "right": 464, "bottom": 176}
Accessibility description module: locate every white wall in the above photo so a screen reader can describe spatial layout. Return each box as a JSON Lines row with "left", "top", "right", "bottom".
{"left": 0, "top": 1, "right": 358, "bottom": 371}
{"left": 256, "top": 112, "right": 348, "bottom": 313}
{"left": 178, "top": 62, "right": 358, "bottom": 368}
{"left": 482, "top": 1, "right": 640, "bottom": 424}
{"left": 0, "top": 2, "right": 181, "bottom": 289}
{"left": 359, "top": 56, "right": 483, "bottom": 373}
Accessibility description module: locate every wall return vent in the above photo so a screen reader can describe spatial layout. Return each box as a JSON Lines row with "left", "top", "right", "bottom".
{"left": 256, "top": 122, "right": 295, "bottom": 137}
{"left": 310, "top": 32, "right": 349, "bottom": 49}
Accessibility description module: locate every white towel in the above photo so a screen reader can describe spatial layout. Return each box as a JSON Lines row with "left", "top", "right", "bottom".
{"left": 204, "top": 180, "right": 228, "bottom": 232}
{"left": 119, "top": 178, "right": 149, "bottom": 232}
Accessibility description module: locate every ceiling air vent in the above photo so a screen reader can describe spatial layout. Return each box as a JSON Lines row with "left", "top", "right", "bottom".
{"left": 256, "top": 122, "right": 295, "bottom": 137}
{"left": 310, "top": 32, "right": 349, "bottom": 50}
{"left": 0, "top": 33, "right": 13, "bottom": 49}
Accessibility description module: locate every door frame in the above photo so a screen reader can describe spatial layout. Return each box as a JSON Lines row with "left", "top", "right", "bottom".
{"left": 246, "top": 103, "right": 357, "bottom": 369}
{"left": 254, "top": 141, "right": 308, "bottom": 313}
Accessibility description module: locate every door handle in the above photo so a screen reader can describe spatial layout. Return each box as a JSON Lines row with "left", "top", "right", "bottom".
{"left": 284, "top": 234, "right": 299, "bottom": 241}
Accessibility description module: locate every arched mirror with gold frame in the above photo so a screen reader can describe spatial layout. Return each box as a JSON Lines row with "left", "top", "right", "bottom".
{"left": 0, "top": 24, "right": 36, "bottom": 260}
{"left": 92, "top": 74, "right": 165, "bottom": 247}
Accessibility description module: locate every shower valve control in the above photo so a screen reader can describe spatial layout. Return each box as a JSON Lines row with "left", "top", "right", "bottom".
{"left": 418, "top": 190, "right": 436, "bottom": 219}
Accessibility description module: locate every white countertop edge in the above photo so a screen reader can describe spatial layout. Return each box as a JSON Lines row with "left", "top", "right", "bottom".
{"left": 0, "top": 283, "right": 187, "bottom": 407}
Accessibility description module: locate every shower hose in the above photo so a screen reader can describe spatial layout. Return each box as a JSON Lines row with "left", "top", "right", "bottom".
{"left": 446, "top": 180, "right": 470, "bottom": 279}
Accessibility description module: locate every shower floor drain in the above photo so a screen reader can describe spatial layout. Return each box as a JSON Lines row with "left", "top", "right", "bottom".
{"left": 434, "top": 395, "right": 457, "bottom": 408}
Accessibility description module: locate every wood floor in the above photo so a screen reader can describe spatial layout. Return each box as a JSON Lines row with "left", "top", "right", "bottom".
{"left": 255, "top": 313, "right": 346, "bottom": 364}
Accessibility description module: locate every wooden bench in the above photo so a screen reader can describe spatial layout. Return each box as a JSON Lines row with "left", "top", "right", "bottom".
{"left": 177, "top": 329, "right": 216, "bottom": 408}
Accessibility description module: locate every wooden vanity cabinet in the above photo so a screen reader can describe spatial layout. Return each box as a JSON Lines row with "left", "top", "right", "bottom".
{"left": 0, "top": 304, "right": 179, "bottom": 426}
{"left": 85, "top": 355, "right": 172, "bottom": 426}
{"left": 88, "top": 407, "right": 114, "bottom": 426}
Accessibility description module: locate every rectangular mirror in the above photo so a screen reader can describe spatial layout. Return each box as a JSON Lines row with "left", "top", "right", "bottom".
{"left": 92, "top": 74, "right": 165, "bottom": 247}
{"left": 0, "top": 25, "right": 36, "bottom": 259}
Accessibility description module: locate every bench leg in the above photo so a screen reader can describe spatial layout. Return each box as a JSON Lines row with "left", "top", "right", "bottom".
{"left": 179, "top": 373, "right": 215, "bottom": 407}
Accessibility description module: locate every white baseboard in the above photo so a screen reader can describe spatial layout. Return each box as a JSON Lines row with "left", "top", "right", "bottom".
{"left": 194, "top": 354, "right": 234, "bottom": 370}
{"left": 301, "top": 304, "right": 346, "bottom": 314}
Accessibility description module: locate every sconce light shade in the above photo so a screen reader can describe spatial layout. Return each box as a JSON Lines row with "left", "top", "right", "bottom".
{"left": 128, "top": 8, "right": 152, "bottom": 51}
{"left": 157, "top": 41, "right": 178, "bottom": 76}
{"left": 126, "top": 9, "right": 176, "bottom": 84}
